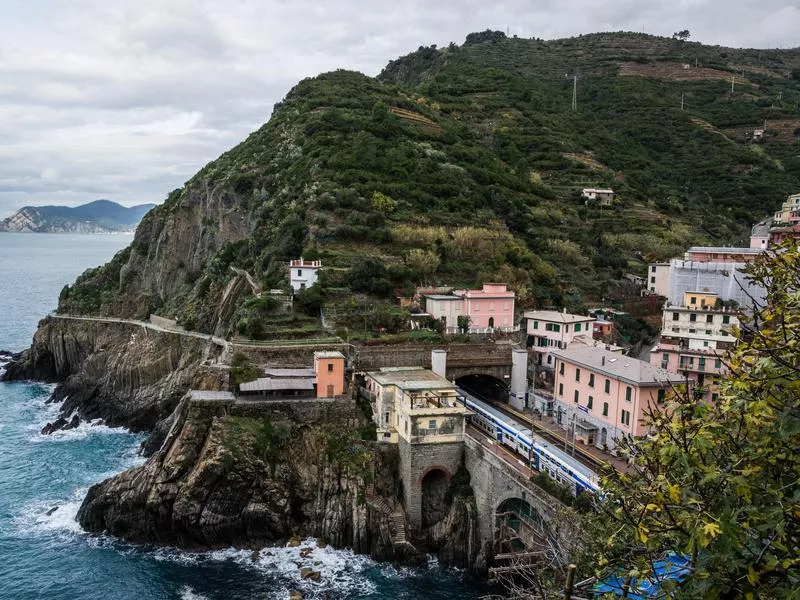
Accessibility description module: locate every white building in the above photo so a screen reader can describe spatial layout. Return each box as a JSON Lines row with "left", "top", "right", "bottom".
{"left": 646, "top": 263, "right": 670, "bottom": 296}
{"left": 581, "top": 188, "right": 615, "bottom": 204}
{"left": 289, "top": 258, "right": 321, "bottom": 293}
{"left": 523, "top": 310, "right": 596, "bottom": 368}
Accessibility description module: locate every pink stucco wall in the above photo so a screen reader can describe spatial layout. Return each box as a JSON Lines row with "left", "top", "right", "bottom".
{"left": 554, "top": 361, "right": 668, "bottom": 437}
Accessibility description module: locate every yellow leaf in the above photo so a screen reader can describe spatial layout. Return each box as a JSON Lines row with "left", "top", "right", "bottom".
{"left": 636, "top": 525, "right": 649, "bottom": 543}
{"left": 667, "top": 483, "right": 681, "bottom": 503}
{"left": 703, "top": 522, "right": 721, "bottom": 539}
{"left": 747, "top": 564, "right": 759, "bottom": 585}
{"left": 645, "top": 503, "right": 660, "bottom": 512}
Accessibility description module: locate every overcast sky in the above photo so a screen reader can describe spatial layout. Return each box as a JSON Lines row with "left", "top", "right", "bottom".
{"left": 1, "top": 0, "right": 797, "bottom": 216}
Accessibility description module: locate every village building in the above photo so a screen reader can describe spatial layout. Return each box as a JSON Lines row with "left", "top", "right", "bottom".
{"left": 772, "top": 192, "right": 800, "bottom": 225}
{"left": 424, "top": 283, "right": 516, "bottom": 334}
{"left": 552, "top": 347, "right": 682, "bottom": 452}
{"left": 750, "top": 219, "right": 772, "bottom": 250}
{"left": 683, "top": 246, "right": 763, "bottom": 264}
{"left": 288, "top": 258, "right": 322, "bottom": 293}
{"left": 650, "top": 293, "right": 739, "bottom": 403}
{"left": 364, "top": 366, "right": 470, "bottom": 444}
{"left": 523, "top": 310, "right": 596, "bottom": 368}
{"left": 581, "top": 188, "right": 615, "bottom": 205}
{"left": 238, "top": 351, "right": 346, "bottom": 399}
{"left": 646, "top": 263, "right": 670, "bottom": 296}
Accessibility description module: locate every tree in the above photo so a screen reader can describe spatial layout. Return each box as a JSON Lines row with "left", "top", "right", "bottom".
{"left": 404, "top": 249, "right": 440, "bottom": 284}
{"left": 672, "top": 29, "right": 690, "bottom": 42}
{"left": 371, "top": 191, "right": 396, "bottom": 214}
{"left": 595, "top": 243, "right": 800, "bottom": 597}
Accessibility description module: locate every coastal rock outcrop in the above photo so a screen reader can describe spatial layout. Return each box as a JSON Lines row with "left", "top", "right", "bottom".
{"left": 3, "top": 317, "right": 223, "bottom": 432}
{"left": 76, "top": 396, "right": 399, "bottom": 555}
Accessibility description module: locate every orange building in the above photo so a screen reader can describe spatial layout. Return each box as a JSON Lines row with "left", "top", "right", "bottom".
{"left": 314, "top": 351, "right": 346, "bottom": 398}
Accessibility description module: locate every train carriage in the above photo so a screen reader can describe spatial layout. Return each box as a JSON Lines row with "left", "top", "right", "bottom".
{"left": 458, "top": 387, "right": 600, "bottom": 496}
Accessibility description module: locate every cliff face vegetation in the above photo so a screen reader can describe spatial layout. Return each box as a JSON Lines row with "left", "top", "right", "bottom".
{"left": 53, "top": 32, "right": 800, "bottom": 335}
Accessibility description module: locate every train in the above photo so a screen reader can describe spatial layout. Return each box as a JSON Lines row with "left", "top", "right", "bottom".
{"left": 457, "top": 387, "right": 601, "bottom": 496}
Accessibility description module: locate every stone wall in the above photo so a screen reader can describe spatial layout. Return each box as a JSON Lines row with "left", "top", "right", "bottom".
{"left": 398, "top": 438, "right": 465, "bottom": 532}
{"left": 186, "top": 395, "right": 360, "bottom": 427}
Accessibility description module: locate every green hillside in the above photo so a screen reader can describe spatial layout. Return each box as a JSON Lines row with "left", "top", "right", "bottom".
{"left": 58, "top": 31, "right": 800, "bottom": 335}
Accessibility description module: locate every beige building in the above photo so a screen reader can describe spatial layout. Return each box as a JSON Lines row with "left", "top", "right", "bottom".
{"left": 364, "top": 367, "right": 470, "bottom": 444}
{"left": 647, "top": 263, "right": 670, "bottom": 296}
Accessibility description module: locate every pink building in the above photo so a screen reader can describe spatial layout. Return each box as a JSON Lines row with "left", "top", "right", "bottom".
{"left": 552, "top": 347, "right": 682, "bottom": 451}
{"left": 523, "top": 310, "right": 596, "bottom": 368}
{"left": 425, "top": 283, "right": 516, "bottom": 333}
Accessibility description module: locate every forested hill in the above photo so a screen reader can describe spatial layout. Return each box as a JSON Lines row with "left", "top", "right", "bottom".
{"left": 0, "top": 200, "right": 155, "bottom": 233}
{"left": 57, "top": 32, "right": 800, "bottom": 334}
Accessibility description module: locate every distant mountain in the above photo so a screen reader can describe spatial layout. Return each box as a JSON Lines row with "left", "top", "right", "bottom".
{"left": 0, "top": 200, "right": 155, "bottom": 233}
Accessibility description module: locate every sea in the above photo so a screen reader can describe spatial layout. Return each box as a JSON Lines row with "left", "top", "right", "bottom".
{"left": 0, "top": 233, "right": 487, "bottom": 600}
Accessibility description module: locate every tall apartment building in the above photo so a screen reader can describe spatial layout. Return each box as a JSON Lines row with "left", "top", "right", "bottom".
{"left": 650, "top": 292, "right": 739, "bottom": 402}
{"left": 522, "top": 310, "right": 596, "bottom": 368}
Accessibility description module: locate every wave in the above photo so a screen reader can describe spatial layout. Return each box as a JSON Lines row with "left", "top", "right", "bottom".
{"left": 179, "top": 587, "right": 210, "bottom": 600}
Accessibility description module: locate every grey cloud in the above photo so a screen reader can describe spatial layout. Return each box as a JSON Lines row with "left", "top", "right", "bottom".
{"left": 0, "top": 0, "right": 797, "bottom": 216}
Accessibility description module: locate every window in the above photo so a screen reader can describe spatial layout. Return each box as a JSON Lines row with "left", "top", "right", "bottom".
{"left": 723, "top": 315, "right": 730, "bottom": 324}
{"left": 575, "top": 368, "right": 581, "bottom": 382}
{"left": 688, "top": 328, "right": 696, "bottom": 334}
{"left": 533, "top": 321, "right": 539, "bottom": 329}
{"left": 574, "top": 390, "right": 579, "bottom": 404}
{"left": 575, "top": 323, "right": 582, "bottom": 332}
{"left": 689, "top": 313, "right": 697, "bottom": 322}
{"left": 428, "top": 419, "right": 437, "bottom": 430}
{"left": 650, "top": 276, "right": 656, "bottom": 283}
{"left": 690, "top": 296, "right": 697, "bottom": 305}
{"left": 384, "top": 412, "right": 389, "bottom": 424}
{"left": 558, "top": 383, "right": 563, "bottom": 396}
{"left": 546, "top": 323, "right": 561, "bottom": 332}
{"left": 672, "top": 312, "right": 679, "bottom": 321}
{"left": 602, "top": 402, "right": 609, "bottom": 416}
{"left": 662, "top": 353, "right": 669, "bottom": 361}
{"left": 621, "top": 409, "right": 631, "bottom": 426}
{"left": 715, "top": 358, "right": 722, "bottom": 369}
{"left": 559, "top": 362, "right": 564, "bottom": 376}
{"left": 565, "top": 324, "right": 570, "bottom": 333}
{"left": 706, "top": 314, "right": 713, "bottom": 323}
{"left": 625, "top": 386, "right": 632, "bottom": 402}
{"left": 658, "top": 389, "right": 666, "bottom": 404}
{"left": 587, "top": 395, "right": 593, "bottom": 410}
{"left": 651, "top": 265, "right": 656, "bottom": 273}
{"left": 699, "top": 358, "right": 706, "bottom": 371}
{"left": 297, "top": 269, "right": 302, "bottom": 276}
{"left": 327, "top": 363, "right": 334, "bottom": 372}
{"left": 604, "top": 379, "right": 610, "bottom": 394}
{"left": 589, "top": 373, "right": 595, "bottom": 387}
{"left": 705, "top": 330, "right": 712, "bottom": 335}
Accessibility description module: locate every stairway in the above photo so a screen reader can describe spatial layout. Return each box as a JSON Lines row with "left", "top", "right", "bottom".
{"left": 391, "top": 509, "right": 408, "bottom": 546}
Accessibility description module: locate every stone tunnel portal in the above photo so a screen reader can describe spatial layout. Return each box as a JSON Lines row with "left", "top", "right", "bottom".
{"left": 456, "top": 373, "right": 509, "bottom": 403}
{"left": 496, "top": 497, "right": 544, "bottom": 552}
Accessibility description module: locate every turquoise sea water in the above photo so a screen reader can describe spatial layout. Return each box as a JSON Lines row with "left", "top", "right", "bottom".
{"left": 0, "top": 233, "right": 484, "bottom": 599}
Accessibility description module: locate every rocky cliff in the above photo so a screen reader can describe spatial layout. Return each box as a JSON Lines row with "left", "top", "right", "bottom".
{"left": 2, "top": 317, "right": 223, "bottom": 432}
{"left": 76, "top": 395, "right": 480, "bottom": 568}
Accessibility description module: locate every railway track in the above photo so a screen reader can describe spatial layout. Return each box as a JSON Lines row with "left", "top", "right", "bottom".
{"left": 460, "top": 385, "right": 610, "bottom": 473}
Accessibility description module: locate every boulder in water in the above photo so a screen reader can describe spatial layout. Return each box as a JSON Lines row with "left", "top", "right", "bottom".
{"left": 63, "top": 415, "right": 80, "bottom": 430}
{"left": 41, "top": 418, "right": 68, "bottom": 435}
{"left": 299, "top": 567, "right": 320, "bottom": 581}
{"left": 46, "top": 506, "right": 59, "bottom": 516}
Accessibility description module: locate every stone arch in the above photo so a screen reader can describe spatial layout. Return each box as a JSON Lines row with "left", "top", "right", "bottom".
{"left": 456, "top": 373, "right": 509, "bottom": 402}
{"left": 496, "top": 496, "right": 544, "bottom": 551}
{"left": 421, "top": 468, "right": 451, "bottom": 527}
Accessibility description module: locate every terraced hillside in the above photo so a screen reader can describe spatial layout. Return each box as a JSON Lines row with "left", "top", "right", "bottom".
{"left": 57, "top": 31, "right": 800, "bottom": 336}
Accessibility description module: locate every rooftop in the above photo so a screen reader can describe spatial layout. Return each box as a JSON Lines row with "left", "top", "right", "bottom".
{"left": 367, "top": 367, "right": 454, "bottom": 389}
{"left": 686, "top": 246, "right": 763, "bottom": 254}
{"left": 314, "top": 351, "right": 345, "bottom": 359}
{"left": 425, "top": 294, "right": 463, "bottom": 301}
{"left": 523, "top": 310, "right": 595, "bottom": 324}
{"left": 239, "top": 377, "right": 315, "bottom": 393}
{"left": 263, "top": 367, "right": 315, "bottom": 378}
{"left": 553, "top": 347, "right": 683, "bottom": 386}
{"left": 188, "top": 390, "right": 236, "bottom": 402}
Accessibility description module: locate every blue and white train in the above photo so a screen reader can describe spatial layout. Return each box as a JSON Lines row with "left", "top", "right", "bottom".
{"left": 457, "top": 387, "right": 601, "bottom": 496}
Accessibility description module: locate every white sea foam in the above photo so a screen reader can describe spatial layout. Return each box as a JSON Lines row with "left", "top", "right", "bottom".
{"left": 13, "top": 487, "right": 87, "bottom": 539}
{"left": 179, "top": 586, "right": 210, "bottom": 600}
{"left": 145, "top": 538, "right": 379, "bottom": 599}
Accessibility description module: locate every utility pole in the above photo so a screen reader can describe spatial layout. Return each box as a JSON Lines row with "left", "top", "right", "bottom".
{"left": 681, "top": 92, "right": 685, "bottom": 110}
{"left": 572, "top": 75, "right": 578, "bottom": 111}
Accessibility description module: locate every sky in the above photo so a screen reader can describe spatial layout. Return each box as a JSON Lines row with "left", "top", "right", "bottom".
{"left": 0, "top": 0, "right": 798, "bottom": 216}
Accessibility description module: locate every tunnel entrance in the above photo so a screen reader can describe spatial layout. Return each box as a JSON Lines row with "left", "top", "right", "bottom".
{"left": 496, "top": 497, "right": 543, "bottom": 551}
{"left": 456, "top": 374, "right": 509, "bottom": 403}
{"left": 421, "top": 468, "right": 450, "bottom": 527}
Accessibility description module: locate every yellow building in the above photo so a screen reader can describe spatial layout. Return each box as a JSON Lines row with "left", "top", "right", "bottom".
{"left": 683, "top": 291, "right": 718, "bottom": 309}
{"left": 364, "top": 367, "right": 470, "bottom": 444}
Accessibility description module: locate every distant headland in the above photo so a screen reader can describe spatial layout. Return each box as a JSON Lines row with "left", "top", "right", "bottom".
{"left": 0, "top": 199, "right": 155, "bottom": 233}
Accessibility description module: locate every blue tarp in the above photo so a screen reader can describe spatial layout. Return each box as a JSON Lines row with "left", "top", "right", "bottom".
{"left": 592, "top": 553, "right": 692, "bottom": 598}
